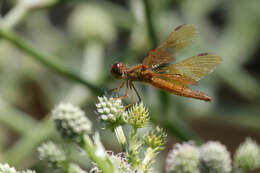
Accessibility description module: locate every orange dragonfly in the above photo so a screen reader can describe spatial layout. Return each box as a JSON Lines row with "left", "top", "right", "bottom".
{"left": 109, "top": 24, "right": 221, "bottom": 103}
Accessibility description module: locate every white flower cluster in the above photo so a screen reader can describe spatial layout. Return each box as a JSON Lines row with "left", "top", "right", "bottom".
{"left": 52, "top": 103, "right": 92, "bottom": 141}
{"left": 166, "top": 142, "right": 200, "bottom": 173}
{"left": 0, "top": 163, "right": 18, "bottom": 173}
{"left": 199, "top": 141, "right": 231, "bottom": 173}
{"left": 166, "top": 141, "right": 232, "bottom": 173}
{"left": 0, "top": 163, "right": 36, "bottom": 173}
{"left": 96, "top": 96, "right": 128, "bottom": 129}
{"left": 234, "top": 138, "right": 260, "bottom": 171}
{"left": 37, "top": 141, "right": 66, "bottom": 164}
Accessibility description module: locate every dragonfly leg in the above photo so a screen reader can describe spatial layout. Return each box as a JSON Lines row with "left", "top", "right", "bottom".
{"left": 106, "top": 81, "right": 125, "bottom": 94}
{"left": 131, "top": 82, "right": 142, "bottom": 103}
{"left": 117, "top": 80, "right": 129, "bottom": 99}
{"left": 129, "top": 82, "right": 135, "bottom": 105}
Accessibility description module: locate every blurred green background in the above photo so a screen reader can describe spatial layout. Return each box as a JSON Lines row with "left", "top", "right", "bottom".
{"left": 0, "top": 0, "right": 260, "bottom": 172}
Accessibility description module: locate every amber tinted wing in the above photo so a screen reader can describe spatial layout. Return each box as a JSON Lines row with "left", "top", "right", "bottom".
{"left": 160, "top": 53, "right": 222, "bottom": 82}
{"left": 143, "top": 24, "right": 197, "bottom": 68}
{"left": 155, "top": 73, "right": 197, "bottom": 86}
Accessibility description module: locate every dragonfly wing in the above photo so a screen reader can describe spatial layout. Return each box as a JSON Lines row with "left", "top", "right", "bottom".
{"left": 143, "top": 24, "right": 197, "bottom": 68}
{"left": 161, "top": 53, "right": 222, "bottom": 81}
{"left": 155, "top": 73, "right": 197, "bottom": 86}
{"left": 143, "top": 48, "right": 174, "bottom": 69}
{"left": 161, "top": 24, "right": 197, "bottom": 52}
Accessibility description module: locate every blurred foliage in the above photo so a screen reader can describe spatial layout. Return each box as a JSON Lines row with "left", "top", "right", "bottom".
{"left": 0, "top": 0, "right": 260, "bottom": 172}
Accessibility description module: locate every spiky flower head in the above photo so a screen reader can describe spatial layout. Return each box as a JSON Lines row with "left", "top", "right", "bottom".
{"left": 144, "top": 126, "right": 167, "bottom": 152}
{"left": 52, "top": 103, "right": 92, "bottom": 141}
{"left": 166, "top": 142, "right": 200, "bottom": 173}
{"left": 128, "top": 102, "right": 149, "bottom": 129}
{"left": 37, "top": 141, "right": 66, "bottom": 165}
{"left": 90, "top": 152, "right": 137, "bottom": 173}
{"left": 0, "top": 163, "right": 18, "bottom": 173}
{"left": 199, "top": 141, "right": 232, "bottom": 173}
{"left": 234, "top": 138, "right": 260, "bottom": 171}
{"left": 68, "top": 163, "right": 87, "bottom": 173}
{"left": 96, "top": 96, "right": 128, "bottom": 130}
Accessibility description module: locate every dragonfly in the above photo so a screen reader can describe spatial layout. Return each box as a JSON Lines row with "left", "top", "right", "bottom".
{"left": 109, "top": 24, "right": 222, "bottom": 104}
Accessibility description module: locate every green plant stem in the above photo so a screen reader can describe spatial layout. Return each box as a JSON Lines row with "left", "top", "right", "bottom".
{"left": 114, "top": 126, "right": 128, "bottom": 153}
{"left": 130, "top": 127, "right": 137, "bottom": 142}
{"left": 81, "top": 134, "right": 114, "bottom": 173}
{"left": 142, "top": 0, "right": 157, "bottom": 48}
{"left": 0, "top": 28, "right": 103, "bottom": 95}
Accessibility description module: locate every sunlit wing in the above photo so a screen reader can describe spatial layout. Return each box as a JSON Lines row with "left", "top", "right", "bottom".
{"left": 143, "top": 24, "right": 197, "bottom": 68}
{"left": 155, "top": 73, "right": 197, "bottom": 86}
{"left": 159, "top": 53, "right": 222, "bottom": 82}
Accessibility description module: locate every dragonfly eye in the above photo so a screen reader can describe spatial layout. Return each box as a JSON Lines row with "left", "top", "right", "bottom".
{"left": 111, "top": 62, "right": 124, "bottom": 79}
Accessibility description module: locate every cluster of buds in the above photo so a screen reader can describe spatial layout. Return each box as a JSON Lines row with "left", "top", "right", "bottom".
{"left": 96, "top": 96, "right": 128, "bottom": 130}
{"left": 52, "top": 103, "right": 92, "bottom": 142}
{"left": 95, "top": 96, "right": 166, "bottom": 172}
{"left": 37, "top": 97, "right": 165, "bottom": 173}
{"left": 37, "top": 141, "right": 66, "bottom": 166}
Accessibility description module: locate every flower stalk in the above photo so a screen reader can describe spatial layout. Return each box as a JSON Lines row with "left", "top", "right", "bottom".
{"left": 115, "top": 126, "right": 128, "bottom": 153}
{"left": 81, "top": 134, "right": 114, "bottom": 173}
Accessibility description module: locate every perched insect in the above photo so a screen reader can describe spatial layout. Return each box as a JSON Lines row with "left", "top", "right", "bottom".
{"left": 109, "top": 24, "right": 222, "bottom": 104}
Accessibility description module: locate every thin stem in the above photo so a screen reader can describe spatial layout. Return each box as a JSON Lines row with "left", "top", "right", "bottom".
{"left": 141, "top": 147, "right": 155, "bottom": 173}
{"left": 143, "top": 0, "right": 158, "bottom": 48}
{"left": 0, "top": 28, "right": 103, "bottom": 95}
{"left": 81, "top": 134, "right": 114, "bottom": 173}
{"left": 114, "top": 126, "right": 128, "bottom": 153}
{"left": 130, "top": 127, "right": 137, "bottom": 142}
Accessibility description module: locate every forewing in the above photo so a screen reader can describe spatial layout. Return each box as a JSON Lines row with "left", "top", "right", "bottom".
{"left": 143, "top": 24, "right": 197, "bottom": 68}
{"left": 161, "top": 53, "right": 222, "bottom": 81}
{"left": 143, "top": 48, "right": 174, "bottom": 69}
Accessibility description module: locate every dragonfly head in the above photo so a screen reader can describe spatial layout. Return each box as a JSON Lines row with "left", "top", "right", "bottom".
{"left": 111, "top": 62, "right": 124, "bottom": 79}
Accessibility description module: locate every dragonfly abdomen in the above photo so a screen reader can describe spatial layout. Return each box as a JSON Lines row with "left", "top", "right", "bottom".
{"left": 151, "top": 77, "right": 211, "bottom": 102}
